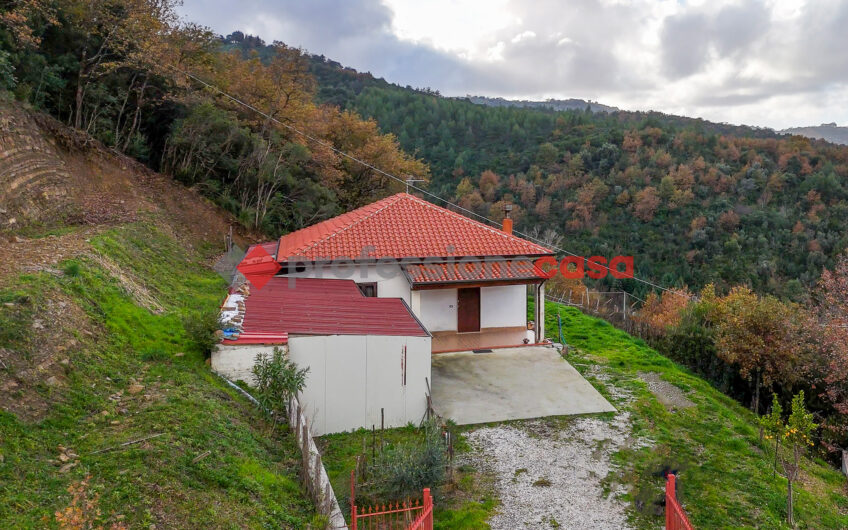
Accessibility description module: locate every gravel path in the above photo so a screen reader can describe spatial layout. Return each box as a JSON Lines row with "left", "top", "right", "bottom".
{"left": 639, "top": 371, "right": 695, "bottom": 410}
{"left": 459, "top": 364, "right": 647, "bottom": 529}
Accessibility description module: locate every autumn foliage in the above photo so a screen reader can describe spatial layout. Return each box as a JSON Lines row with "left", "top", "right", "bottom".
{"left": 643, "top": 251, "right": 848, "bottom": 457}
{"left": 632, "top": 288, "right": 691, "bottom": 338}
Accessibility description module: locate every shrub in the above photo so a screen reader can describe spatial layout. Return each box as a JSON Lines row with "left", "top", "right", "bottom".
{"left": 362, "top": 419, "right": 446, "bottom": 502}
{"left": 251, "top": 347, "right": 308, "bottom": 425}
{"left": 182, "top": 308, "right": 221, "bottom": 356}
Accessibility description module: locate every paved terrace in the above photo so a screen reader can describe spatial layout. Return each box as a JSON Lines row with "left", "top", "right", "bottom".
{"left": 431, "top": 346, "right": 615, "bottom": 425}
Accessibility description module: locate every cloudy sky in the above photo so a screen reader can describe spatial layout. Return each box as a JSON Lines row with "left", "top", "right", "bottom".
{"left": 178, "top": 0, "right": 848, "bottom": 130}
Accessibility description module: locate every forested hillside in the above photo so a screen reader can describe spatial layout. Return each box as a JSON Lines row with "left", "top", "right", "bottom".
{"left": 5, "top": 5, "right": 848, "bottom": 301}
{"left": 295, "top": 41, "right": 848, "bottom": 300}
{"left": 0, "top": 2, "right": 425, "bottom": 237}
{"left": 781, "top": 123, "right": 848, "bottom": 146}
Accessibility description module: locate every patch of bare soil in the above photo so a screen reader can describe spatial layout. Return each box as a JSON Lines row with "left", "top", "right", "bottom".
{"left": 0, "top": 228, "right": 102, "bottom": 279}
{"left": 639, "top": 372, "right": 695, "bottom": 411}
{"left": 0, "top": 100, "right": 264, "bottom": 259}
{"left": 0, "top": 289, "right": 95, "bottom": 421}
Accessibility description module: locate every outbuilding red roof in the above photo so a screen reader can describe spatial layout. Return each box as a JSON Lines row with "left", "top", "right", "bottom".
{"left": 404, "top": 259, "right": 544, "bottom": 286}
{"left": 223, "top": 277, "right": 428, "bottom": 344}
{"left": 275, "top": 193, "right": 552, "bottom": 262}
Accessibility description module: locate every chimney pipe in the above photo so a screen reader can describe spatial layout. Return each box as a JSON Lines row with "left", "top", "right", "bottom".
{"left": 503, "top": 203, "right": 513, "bottom": 235}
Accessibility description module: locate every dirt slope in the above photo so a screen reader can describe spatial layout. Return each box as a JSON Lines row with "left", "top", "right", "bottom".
{"left": 0, "top": 100, "right": 264, "bottom": 421}
{"left": 0, "top": 100, "right": 262, "bottom": 277}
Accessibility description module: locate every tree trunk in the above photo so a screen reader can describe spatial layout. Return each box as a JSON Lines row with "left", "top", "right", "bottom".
{"left": 114, "top": 73, "right": 138, "bottom": 148}
{"left": 74, "top": 51, "right": 87, "bottom": 130}
{"left": 842, "top": 450, "right": 847, "bottom": 478}
{"left": 752, "top": 371, "right": 761, "bottom": 414}
{"left": 122, "top": 73, "right": 149, "bottom": 152}
{"left": 787, "top": 480, "right": 793, "bottom": 526}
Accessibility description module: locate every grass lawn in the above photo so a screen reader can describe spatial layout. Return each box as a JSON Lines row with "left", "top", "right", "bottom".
{"left": 0, "top": 223, "right": 318, "bottom": 528}
{"left": 539, "top": 300, "right": 848, "bottom": 529}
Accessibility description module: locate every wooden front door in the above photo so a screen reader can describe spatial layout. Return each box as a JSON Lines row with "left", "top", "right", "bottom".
{"left": 457, "top": 287, "right": 481, "bottom": 332}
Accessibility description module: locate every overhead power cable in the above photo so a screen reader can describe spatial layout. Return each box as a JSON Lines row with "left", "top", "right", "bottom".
{"left": 167, "top": 64, "right": 689, "bottom": 298}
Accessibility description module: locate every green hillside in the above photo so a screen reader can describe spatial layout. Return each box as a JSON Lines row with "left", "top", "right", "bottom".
{"left": 0, "top": 223, "right": 319, "bottom": 528}
{"left": 537, "top": 301, "right": 848, "bottom": 529}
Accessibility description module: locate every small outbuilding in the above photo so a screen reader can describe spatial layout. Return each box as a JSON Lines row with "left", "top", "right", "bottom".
{"left": 213, "top": 277, "right": 431, "bottom": 436}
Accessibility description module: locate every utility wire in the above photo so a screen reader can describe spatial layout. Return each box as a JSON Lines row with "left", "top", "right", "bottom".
{"left": 168, "top": 64, "right": 689, "bottom": 298}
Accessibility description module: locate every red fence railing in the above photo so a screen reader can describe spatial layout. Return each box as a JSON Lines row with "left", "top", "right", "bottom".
{"left": 666, "top": 474, "right": 694, "bottom": 530}
{"left": 350, "top": 469, "right": 433, "bottom": 530}
{"left": 407, "top": 489, "right": 433, "bottom": 530}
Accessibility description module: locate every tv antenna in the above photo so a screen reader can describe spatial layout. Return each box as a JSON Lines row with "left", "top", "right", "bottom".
{"left": 405, "top": 177, "right": 425, "bottom": 193}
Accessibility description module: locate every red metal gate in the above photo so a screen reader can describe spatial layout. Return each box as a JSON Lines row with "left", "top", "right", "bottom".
{"left": 666, "top": 474, "right": 694, "bottom": 530}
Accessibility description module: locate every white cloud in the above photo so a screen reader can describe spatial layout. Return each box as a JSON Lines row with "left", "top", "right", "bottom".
{"left": 178, "top": 0, "right": 848, "bottom": 129}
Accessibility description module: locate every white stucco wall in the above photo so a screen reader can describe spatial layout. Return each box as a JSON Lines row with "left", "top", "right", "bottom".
{"left": 211, "top": 344, "right": 288, "bottom": 384}
{"left": 418, "top": 288, "right": 458, "bottom": 332}
{"left": 289, "top": 334, "right": 431, "bottom": 435}
{"left": 283, "top": 263, "right": 411, "bottom": 305}
{"left": 281, "top": 266, "right": 528, "bottom": 334}
{"left": 215, "top": 334, "right": 431, "bottom": 436}
{"left": 417, "top": 285, "right": 527, "bottom": 332}
{"left": 481, "top": 285, "right": 527, "bottom": 329}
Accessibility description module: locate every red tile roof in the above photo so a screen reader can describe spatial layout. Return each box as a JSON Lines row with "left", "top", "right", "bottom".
{"left": 275, "top": 193, "right": 553, "bottom": 262}
{"left": 404, "top": 259, "right": 544, "bottom": 285}
{"left": 223, "top": 277, "right": 428, "bottom": 344}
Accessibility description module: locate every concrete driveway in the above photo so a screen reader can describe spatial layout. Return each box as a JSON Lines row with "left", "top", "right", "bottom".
{"left": 430, "top": 346, "right": 615, "bottom": 425}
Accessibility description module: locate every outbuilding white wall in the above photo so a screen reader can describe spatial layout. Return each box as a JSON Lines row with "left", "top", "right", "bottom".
{"left": 213, "top": 335, "right": 432, "bottom": 436}
{"left": 211, "top": 343, "right": 285, "bottom": 384}
{"left": 283, "top": 264, "right": 411, "bottom": 305}
{"left": 288, "top": 334, "right": 431, "bottom": 435}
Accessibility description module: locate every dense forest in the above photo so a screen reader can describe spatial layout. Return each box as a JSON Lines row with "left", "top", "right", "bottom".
{"left": 6, "top": 5, "right": 847, "bottom": 301}
{"left": 292, "top": 40, "right": 848, "bottom": 301}
{"left": 0, "top": 1, "right": 425, "bottom": 236}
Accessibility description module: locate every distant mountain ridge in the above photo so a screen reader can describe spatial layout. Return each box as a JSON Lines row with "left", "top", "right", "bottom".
{"left": 464, "top": 95, "right": 618, "bottom": 114}
{"left": 780, "top": 123, "right": 848, "bottom": 145}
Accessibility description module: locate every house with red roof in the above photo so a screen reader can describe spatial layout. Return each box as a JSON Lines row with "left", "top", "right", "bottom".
{"left": 268, "top": 192, "right": 553, "bottom": 349}
{"left": 213, "top": 192, "right": 555, "bottom": 435}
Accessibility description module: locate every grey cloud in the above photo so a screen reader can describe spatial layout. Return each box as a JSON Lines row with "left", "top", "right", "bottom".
{"left": 660, "top": 13, "right": 711, "bottom": 78}
{"left": 178, "top": 0, "right": 848, "bottom": 128}
{"left": 712, "top": 2, "right": 770, "bottom": 56}
{"left": 659, "top": 1, "right": 771, "bottom": 80}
